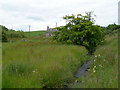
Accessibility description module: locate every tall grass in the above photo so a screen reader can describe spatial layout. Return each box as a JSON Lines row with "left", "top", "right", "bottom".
{"left": 2, "top": 36, "right": 90, "bottom": 88}
{"left": 81, "top": 33, "right": 118, "bottom": 88}
{"left": 24, "top": 31, "right": 46, "bottom": 37}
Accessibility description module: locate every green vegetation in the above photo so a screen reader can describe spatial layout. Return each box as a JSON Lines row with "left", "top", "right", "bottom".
{"left": 103, "top": 23, "right": 120, "bottom": 35}
{"left": 0, "top": 25, "right": 8, "bottom": 32}
{"left": 0, "top": 25, "right": 25, "bottom": 39}
{"left": 2, "top": 30, "right": 118, "bottom": 88}
{"left": 2, "top": 30, "right": 8, "bottom": 42}
{"left": 6, "top": 30, "right": 25, "bottom": 38}
{"left": 0, "top": 25, "right": 46, "bottom": 42}
{"left": 1, "top": 12, "right": 119, "bottom": 88}
{"left": 2, "top": 36, "right": 90, "bottom": 88}
{"left": 24, "top": 31, "right": 46, "bottom": 37}
{"left": 81, "top": 32, "right": 118, "bottom": 88}
{"left": 53, "top": 12, "right": 104, "bottom": 55}
{"left": 0, "top": 25, "right": 8, "bottom": 42}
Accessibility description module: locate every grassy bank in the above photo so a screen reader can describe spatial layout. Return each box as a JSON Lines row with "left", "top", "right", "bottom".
{"left": 24, "top": 31, "right": 46, "bottom": 37}
{"left": 2, "top": 36, "right": 90, "bottom": 88}
{"left": 81, "top": 33, "right": 118, "bottom": 88}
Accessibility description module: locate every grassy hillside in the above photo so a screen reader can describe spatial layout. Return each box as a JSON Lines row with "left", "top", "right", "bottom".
{"left": 2, "top": 30, "right": 118, "bottom": 88}
{"left": 2, "top": 36, "right": 90, "bottom": 88}
{"left": 81, "top": 32, "right": 118, "bottom": 88}
{"left": 24, "top": 31, "right": 46, "bottom": 37}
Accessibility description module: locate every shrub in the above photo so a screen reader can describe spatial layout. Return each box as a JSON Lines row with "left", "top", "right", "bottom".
{"left": 52, "top": 12, "right": 105, "bottom": 55}
{"left": 2, "top": 30, "right": 8, "bottom": 42}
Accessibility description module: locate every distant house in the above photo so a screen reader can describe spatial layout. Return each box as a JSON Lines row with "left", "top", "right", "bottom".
{"left": 46, "top": 26, "right": 57, "bottom": 37}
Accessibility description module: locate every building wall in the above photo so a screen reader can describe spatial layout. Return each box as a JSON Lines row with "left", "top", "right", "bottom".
{"left": 46, "top": 26, "right": 57, "bottom": 37}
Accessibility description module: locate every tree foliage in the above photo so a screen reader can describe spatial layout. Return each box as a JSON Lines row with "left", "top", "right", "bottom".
{"left": 52, "top": 12, "right": 105, "bottom": 55}
{"left": 6, "top": 30, "right": 25, "bottom": 38}
{"left": 0, "top": 25, "right": 25, "bottom": 39}
{"left": 0, "top": 25, "right": 8, "bottom": 32}
{"left": 104, "top": 23, "right": 120, "bottom": 35}
{"left": 0, "top": 25, "right": 8, "bottom": 42}
{"left": 2, "top": 30, "right": 8, "bottom": 42}
{"left": 106, "top": 23, "right": 120, "bottom": 31}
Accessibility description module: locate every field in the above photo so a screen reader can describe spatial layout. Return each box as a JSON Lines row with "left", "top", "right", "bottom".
{"left": 81, "top": 32, "right": 118, "bottom": 88}
{"left": 24, "top": 31, "right": 46, "bottom": 37}
{"left": 2, "top": 32, "right": 90, "bottom": 88}
{"left": 2, "top": 31, "right": 118, "bottom": 88}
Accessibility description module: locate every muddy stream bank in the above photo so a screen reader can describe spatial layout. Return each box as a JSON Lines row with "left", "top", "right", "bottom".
{"left": 64, "top": 55, "right": 94, "bottom": 88}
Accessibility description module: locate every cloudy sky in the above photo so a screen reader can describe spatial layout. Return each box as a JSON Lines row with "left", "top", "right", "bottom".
{"left": 0, "top": 0, "right": 119, "bottom": 31}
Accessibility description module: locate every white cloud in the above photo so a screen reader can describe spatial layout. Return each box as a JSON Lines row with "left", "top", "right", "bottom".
{"left": 0, "top": 0, "right": 119, "bottom": 31}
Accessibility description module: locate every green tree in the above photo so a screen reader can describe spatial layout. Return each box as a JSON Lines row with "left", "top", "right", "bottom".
{"left": 0, "top": 25, "right": 25, "bottom": 38}
{"left": 2, "top": 30, "right": 8, "bottom": 42}
{"left": 105, "top": 23, "right": 120, "bottom": 34}
{"left": 0, "top": 25, "right": 8, "bottom": 42}
{"left": 52, "top": 12, "right": 104, "bottom": 55}
{"left": 0, "top": 25, "right": 8, "bottom": 32}
{"left": 107, "top": 23, "right": 120, "bottom": 31}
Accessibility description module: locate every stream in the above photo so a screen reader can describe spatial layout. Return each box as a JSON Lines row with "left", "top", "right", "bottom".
{"left": 64, "top": 55, "right": 94, "bottom": 88}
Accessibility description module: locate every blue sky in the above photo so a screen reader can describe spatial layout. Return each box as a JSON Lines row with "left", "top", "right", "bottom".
{"left": 0, "top": 0, "right": 119, "bottom": 31}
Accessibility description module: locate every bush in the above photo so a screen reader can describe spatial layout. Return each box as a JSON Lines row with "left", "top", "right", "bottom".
{"left": 0, "top": 25, "right": 25, "bottom": 38}
{"left": 6, "top": 30, "right": 25, "bottom": 38}
{"left": 52, "top": 12, "right": 105, "bottom": 55}
{"left": 2, "top": 30, "right": 8, "bottom": 42}
{"left": 104, "top": 23, "right": 120, "bottom": 35}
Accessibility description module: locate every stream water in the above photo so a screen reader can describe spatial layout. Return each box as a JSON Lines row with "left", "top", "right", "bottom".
{"left": 64, "top": 55, "right": 94, "bottom": 88}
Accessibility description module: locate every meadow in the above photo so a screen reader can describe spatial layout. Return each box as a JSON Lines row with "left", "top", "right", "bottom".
{"left": 81, "top": 32, "right": 118, "bottom": 88}
{"left": 24, "top": 31, "right": 46, "bottom": 37}
{"left": 2, "top": 33, "right": 90, "bottom": 88}
{"left": 2, "top": 30, "right": 118, "bottom": 88}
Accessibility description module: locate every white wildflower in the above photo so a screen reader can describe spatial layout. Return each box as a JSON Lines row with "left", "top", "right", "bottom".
{"left": 88, "top": 69, "right": 90, "bottom": 71}
{"left": 99, "top": 65, "right": 102, "bottom": 67}
{"left": 93, "top": 66, "right": 97, "bottom": 72}
{"left": 32, "top": 70, "right": 35, "bottom": 73}
{"left": 75, "top": 80, "right": 78, "bottom": 83}
{"left": 93, "top": 68, "right": 96, "bottom": 72}
{"left": 104, "top": 59, "right": 106, "bottom": 61}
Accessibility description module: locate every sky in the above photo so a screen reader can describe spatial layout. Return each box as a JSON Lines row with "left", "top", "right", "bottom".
{"left": 0, "top": 0, "right": 119, "bottom": 31}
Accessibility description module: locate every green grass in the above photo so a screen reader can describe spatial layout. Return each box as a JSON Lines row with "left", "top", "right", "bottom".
{"left": 2, "top": 31, "right": 118, "bottom": 88}
{"left": 81, "top": 33, "right": 118, "bottom": 88}
{"left": 2, "top": 36, "right": 90, "bottom": 88}
{"left": 24, "top": 31, "right": 46, "bottom": 37}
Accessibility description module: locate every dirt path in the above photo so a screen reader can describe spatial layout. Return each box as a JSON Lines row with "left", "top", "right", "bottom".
{"left": 64, "top": 55, "right": 94, "bottom": 88}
